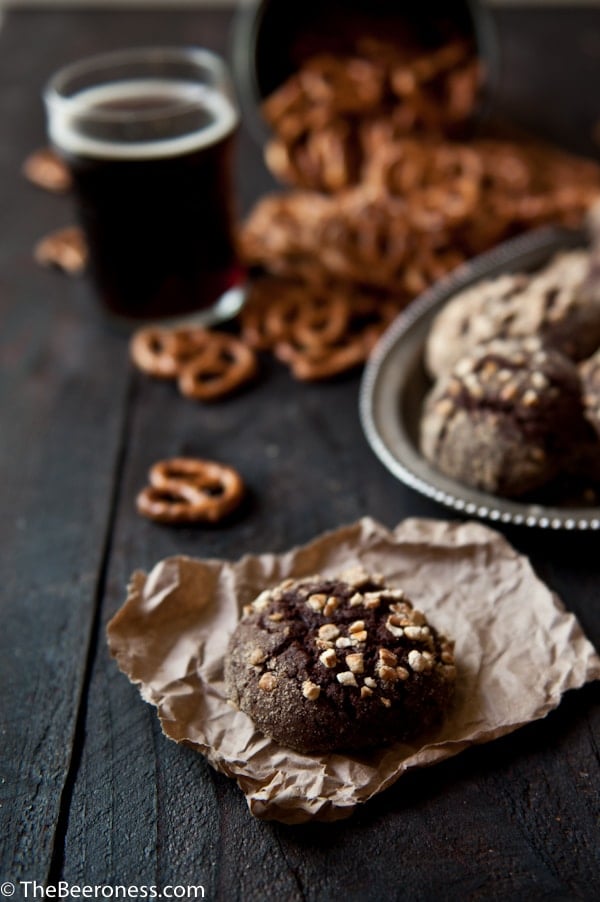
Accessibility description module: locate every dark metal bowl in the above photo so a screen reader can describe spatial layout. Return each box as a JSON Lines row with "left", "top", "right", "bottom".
{"left": 360, "top": 226, "right": 600, "bottom": 531}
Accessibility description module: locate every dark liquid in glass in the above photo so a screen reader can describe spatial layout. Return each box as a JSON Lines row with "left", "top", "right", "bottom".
{"left": 57, "top": 82, "right": 241, "bottom": 322}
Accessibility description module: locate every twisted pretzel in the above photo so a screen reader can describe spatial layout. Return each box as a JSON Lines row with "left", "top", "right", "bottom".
{"left": 177, "top": 332, "right": 257, "bottom": 401}
{"left": 129, "top": 327, "right": 210, "bottom": 379}
{"left": 136, "top": 457, "right": 245, "bottom": 524}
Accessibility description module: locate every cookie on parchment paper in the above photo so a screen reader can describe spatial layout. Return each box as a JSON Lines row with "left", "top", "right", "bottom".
{"left": 225, "top": 570, "right": 456, "bottom": 754}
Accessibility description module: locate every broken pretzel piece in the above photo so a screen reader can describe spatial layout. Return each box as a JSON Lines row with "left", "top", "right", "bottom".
{"left": 34, "top": 226, "right": 87, "bottom": 275}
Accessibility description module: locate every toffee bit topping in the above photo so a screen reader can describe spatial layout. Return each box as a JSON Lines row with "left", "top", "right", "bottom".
{"left": 252, "top": 590, "right": 272, "bottom": 612}
{"left": 385, "top": 615, "right": 404, "bottom": 637}
{"left": 319, "top": 648, "right": 338, "bottom": 668}
{"left": 522, "top": 389, "right": 539, "bottom": 407}
{"left": 258, "top": 673, "right": 277, "bottom": 691}
{"left": 249, "top": 648, "right": 267, "bottom": 666}
{"left": 318, "top": 623, "right": 340, "bottom": 641}
{"left": 378, "top": 648, "right": 398, "bottom": 666}
{"left": 500, "top": 382, "right": 518, "bottom": 402}
{"left": 404, "top": 625, "right": 430, "bottom": 640}
{"left": 346, "top": 652, "right": 364, "bottom": 674}
{"left": 350, "top": 630, "right": 368, "bottom": 644}
{"left": 337, "top": 671, "right": 358, "bottom": 687}
{"left": 302, "top": 680, "right": 321, "bottom": 701}
{"left": 349, "top": 620, "right": 365, "bottom": 633}
{"left": 378, "top": 665, "right": 399, "bottom": 682}
{"left": 408, "top": 649, "right": 434, "bottom": 672}
{"left": 307, "top": 593, "right": 327, "bottom": 611}
{"left": 323, "top": 595, "right": 340, "bottom": 616}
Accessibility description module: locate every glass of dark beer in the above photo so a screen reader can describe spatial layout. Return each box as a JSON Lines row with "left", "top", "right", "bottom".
{"left": 44, "top": 47, "right": 244, "bottom": 326}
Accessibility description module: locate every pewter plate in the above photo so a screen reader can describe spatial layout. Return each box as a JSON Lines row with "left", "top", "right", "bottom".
{"left": 360, "top": 226, "right": 600, "bottom": 530}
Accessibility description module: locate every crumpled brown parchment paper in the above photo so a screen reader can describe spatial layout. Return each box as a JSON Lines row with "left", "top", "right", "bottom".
{"left": 107, "top": 517, "right": 600, "bottom": 824}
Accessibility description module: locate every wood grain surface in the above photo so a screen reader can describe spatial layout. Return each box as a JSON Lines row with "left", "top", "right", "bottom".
{"left": 1, "top": 7, "right": 599, "bottom": 901}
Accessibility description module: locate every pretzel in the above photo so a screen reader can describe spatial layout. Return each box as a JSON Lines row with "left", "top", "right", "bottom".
{"left": 136, "top": 457, "right": 245, "bottom": 523}
{"left": 34, "top": 226, "right": 88, "bottom": 274}
{"left": 177, "top": 332, "right": 257, "bottom": 401}
{"left": 129, "top": 326, "right": 213, "bottom": 379}
{"left": 23, "top": 148, "right": 72, "bottom": 194}
{"left": 275, "top": 331, "right": 371, "bottom": 382}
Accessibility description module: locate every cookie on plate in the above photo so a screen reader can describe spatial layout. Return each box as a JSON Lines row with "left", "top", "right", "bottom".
{"left": 420, "top": 338, "right": 588, "bottom": 498}
{"left": 425, "top": 250, "right": 600, "bottom": 378}
{"left": 225, "top": 570, "right": 456, "bottom": 754}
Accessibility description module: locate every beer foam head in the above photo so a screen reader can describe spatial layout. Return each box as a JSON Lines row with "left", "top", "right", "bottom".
{"left": 47, "top": 79, "right": 238, "bottom": 160}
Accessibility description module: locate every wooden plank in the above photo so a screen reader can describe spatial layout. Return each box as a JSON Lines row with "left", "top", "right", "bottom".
{"left": 0, "top": 9, "right": 133, "bottom": 884}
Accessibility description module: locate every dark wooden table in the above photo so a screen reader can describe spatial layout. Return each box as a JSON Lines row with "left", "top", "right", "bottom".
{"left": 1, "top": 6, "right": 600, "bottom": 901}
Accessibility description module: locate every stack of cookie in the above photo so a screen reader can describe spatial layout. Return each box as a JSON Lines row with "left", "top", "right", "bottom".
{"left": 420, "top": 243, "right": 600, "bottom": 499}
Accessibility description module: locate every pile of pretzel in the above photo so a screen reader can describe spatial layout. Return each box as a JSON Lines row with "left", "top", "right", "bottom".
{"left": 237, "top": 37, "right": 600, "bottom": 377}
{"left": 261, "top": 39, "right": 481, "bottom": 193}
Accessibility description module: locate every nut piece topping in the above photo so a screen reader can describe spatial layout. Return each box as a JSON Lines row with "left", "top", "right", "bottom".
{"left": 268, "top": 612, "right": 284, "bottom": 622}
{"left": 349, "top": 620, "right": 366, "bottom": 633}
{"left": 335, "top": 636, "right": 353, "bottom": 648}
{"left": 349, "top": 592, "right": 364, "bottom": 607}
{"left": 363, "top": 592, "right": 382, "bottom": 608}
{"left": 378, "top": 665, "right": 399, "bottom": 682}
{"left": 337, "top": 671, "right": 358, "bottom": 687}
{"left": 385, "top": 615, "right": 404, "bottom": 637}
{"left": 346, "top": 653, "right": 364, "bottom": 674}
{"left": 360, "top": 686, "right": 373, "bottom": 698}
{"left": 319, "top": 648, "right": 338, "bottom": 669}
{"left": 378, "top": 648, "right": 398, "bottom": 667}
{"left": 323, "top": 595, "right": 340, "bottom": 616}
{"left": 252, "top": 590, "right": 272, "bottom": 612}
{"left": 380, "top": 697, "right": 392, "bottom": 708}
{"left": 407, "top": 649, "right": 434, "bottom": 673}
{"left": 404, "top": 625, "right": 430, "bottom": 640}
{"left": 258, "top": 673, "right": 277, "bottom": 691}
{"left": 307, "top": 593, "right": 327, "bottom": 611}
{"left": 364, "top": 676, "right": 377, "bottom": 689}
{"left": 302, "top": 680, "right": 321, "bottom": 701}
{"left": 318, "top": 624, "right": 340, "bottom": 641}
{"left": 249, "top": 648, "right": 267, "bottom": 666}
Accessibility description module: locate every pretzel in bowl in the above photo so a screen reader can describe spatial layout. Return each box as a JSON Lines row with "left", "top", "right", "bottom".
{"left": 136, "top": 457, "right": 245, "bottom": 524}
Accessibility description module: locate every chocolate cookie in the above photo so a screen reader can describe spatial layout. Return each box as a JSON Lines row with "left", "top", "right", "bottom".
{"left": 425, "top": 250, "right": 599, "bottom": 378}
{"left": 225, "top": 569, "right": 456, "bottom": 754}
{"left": 420, "top": 338, "right": 588, "bottom": 497}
